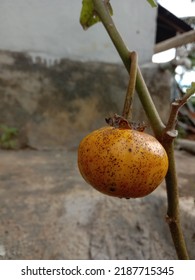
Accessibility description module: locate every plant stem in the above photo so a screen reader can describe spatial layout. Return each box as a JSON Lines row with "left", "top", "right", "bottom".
{"left": 92, "top": 0, "right": 190, "bottom": 259}
{"left": 93, "top": 0, "right": 165, "bottom": 139}
{"left": 161, "top": 90, "right": 195, "bottom": 259}
{"left": 122, "top": 51, "right": 137, "bottom": 120}
{"left": 164, "top": 143, "right": 189, "bottom": 259}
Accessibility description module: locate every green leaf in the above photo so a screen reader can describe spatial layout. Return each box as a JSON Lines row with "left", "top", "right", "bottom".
{"left": 80, "top": 0, "right": 113, "bottom": 30}
{"left": 80, "top": 0, "right": 100, "bottom": 30}
{"left": 146, "top": 0, "right": 158, "bottom": 8}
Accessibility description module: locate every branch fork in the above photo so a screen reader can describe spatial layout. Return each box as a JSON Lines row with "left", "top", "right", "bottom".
{"left": 163, "top": 94, "right": 194, "bottom": 143}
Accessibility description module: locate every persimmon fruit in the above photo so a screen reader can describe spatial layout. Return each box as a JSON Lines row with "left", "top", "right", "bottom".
{"left": 78, "top": 124, "right": 168, "bottom": 198}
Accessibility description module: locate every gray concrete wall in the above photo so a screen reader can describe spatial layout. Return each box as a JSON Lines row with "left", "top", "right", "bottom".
{"left": 0, "top": 51, "right": 171, "bottom": 150}
{"left": 0, "top": 2, "right": 172, "bottom": 150}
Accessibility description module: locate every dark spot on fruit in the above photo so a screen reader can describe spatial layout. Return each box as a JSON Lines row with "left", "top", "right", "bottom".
{"left": 109, "top": 187, "right": 116, "bottom": 192}
{"left": 128, "top": 148, "right": 132, "bottom": 152}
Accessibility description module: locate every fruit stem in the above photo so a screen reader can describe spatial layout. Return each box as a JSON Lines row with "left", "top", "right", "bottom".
{"left": 93, "top": 0, "right": 165, "bottom": 139}
{"left": 122, "top": 51, "right": 137, "bottom": 120}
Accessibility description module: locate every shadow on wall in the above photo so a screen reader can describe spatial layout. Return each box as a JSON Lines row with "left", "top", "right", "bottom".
{"left": 0, "top": 51, "right": 172, "bottom": 150}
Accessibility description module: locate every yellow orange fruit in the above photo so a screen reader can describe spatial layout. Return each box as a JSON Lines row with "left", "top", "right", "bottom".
{"left": 78, "top": 126, "right": 168, "bottom": 198}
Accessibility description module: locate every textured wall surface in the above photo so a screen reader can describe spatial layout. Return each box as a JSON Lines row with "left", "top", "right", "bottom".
{"left": 0, "top": 0, "right": 156, "bottom": 64}
{"left": 0, "top": 50, "right": 171, "bottom": 149}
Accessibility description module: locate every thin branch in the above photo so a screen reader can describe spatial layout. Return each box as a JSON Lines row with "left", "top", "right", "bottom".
{"left": 154, "top": 30, "right": 195, "bottom": 54}
{"left": 122, "top": 51, "right": 138, "bottom": 120}
{"left": 163, "top": 89, "right": 195, "bottom": 140}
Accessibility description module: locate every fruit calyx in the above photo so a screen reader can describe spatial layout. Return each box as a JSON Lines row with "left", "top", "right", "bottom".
{"left": 105, "top": 113, "right": 146, "bottom": 132}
